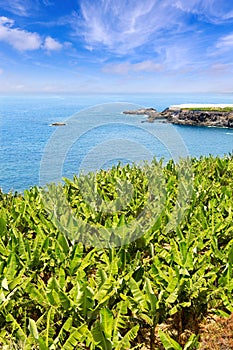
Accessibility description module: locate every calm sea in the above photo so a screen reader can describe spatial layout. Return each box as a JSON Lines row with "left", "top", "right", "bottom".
{"left": 1, "top": 93, "right": 233, "bottom": 193}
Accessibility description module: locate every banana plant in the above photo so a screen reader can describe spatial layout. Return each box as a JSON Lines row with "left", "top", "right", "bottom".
{"left": 0, "top": 155, "right": 233, "bottom": 349}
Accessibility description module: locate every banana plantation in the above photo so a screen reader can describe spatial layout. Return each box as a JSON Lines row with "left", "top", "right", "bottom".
{"left": 0, "top": 155, "right": 232, "bottom": 349}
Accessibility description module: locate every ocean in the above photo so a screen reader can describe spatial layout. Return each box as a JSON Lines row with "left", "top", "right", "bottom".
{"left": 1, "top": 93, "right": 233, "bottom": 193}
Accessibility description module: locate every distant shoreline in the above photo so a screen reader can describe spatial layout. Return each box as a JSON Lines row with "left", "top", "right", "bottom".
{"left": 123, "top": 104, "right": 233, "bottom": 128}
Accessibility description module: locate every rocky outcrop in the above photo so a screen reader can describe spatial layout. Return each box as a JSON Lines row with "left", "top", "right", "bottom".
{"left": 123, "top": 108, "right": 162, "bottom": 122}
{"left": 123, "top": 107, "right": 233, "bottom": 128}
{"left": 161, "top": 108, "right": 233, "bottom": 128}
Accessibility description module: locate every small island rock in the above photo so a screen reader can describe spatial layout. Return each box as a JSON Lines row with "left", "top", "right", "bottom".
{"left": 50, "top": 122, "right": 67, "bottom": 126}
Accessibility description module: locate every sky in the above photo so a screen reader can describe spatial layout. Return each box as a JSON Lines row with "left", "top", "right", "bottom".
{"left": 0, "top": 0, "right": 233, "bottom": 93}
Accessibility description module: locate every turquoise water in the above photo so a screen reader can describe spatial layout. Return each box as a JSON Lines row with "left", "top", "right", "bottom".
{"left": 1, "top": 93, "right": 233, "bottom": 193}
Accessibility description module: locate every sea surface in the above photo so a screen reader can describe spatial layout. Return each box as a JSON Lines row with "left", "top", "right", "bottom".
{"left": 1, "top": 93, "right": 233, "bottom": 193}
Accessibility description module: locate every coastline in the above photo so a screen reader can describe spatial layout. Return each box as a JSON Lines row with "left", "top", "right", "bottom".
{"left": 123, "top": 104, "right": 233, "bottom": 128}
{"left": 2, "top": 94, "right": 233, "bottom": 193}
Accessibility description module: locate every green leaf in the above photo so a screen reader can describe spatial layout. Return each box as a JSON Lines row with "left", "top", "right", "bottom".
{"left": 27, "top": 282, "right": 48, "bottom": 306}
{"left": 28, "top": 318, "right": 39, "bottom": 340}
{"left": 112, "top": 301, "right": 128, "bottom": 344}
{"left": 57, "top": 232, "right": 70, "bottom": 254}
{"left": 6, "top": 314, "right": 27, "bottom": 341}
{"left": 158, "top": 330, "right": 182, "bottom": 350}
{"left": 94, "top": 277, "right": 115, "bottom": 302}
{"left": 166, "top": 268, "right": 178, "bottom": 293}
{"left": 77, "top": 283, "right": 94, "bottom": 318}
{"left": 115, "top": 324, "right": 139, "bottom": 350}
{"left": 63, "top": 325, "right": 90, "bottom": 350}
{"left": 58, "top": 290, "right": 71, "bottom": 309}
{"left": 4, "top": 253, "right": 18, "bottom": 282}
{"left": 100, "top": 308, "right": 114, "bottom": 340}
{"left": 52, "top": 317, "right": 73, "bottom": 346}
{"left": 0, "top": 215, "right": 7, "bottom": 234}
{"left": 46, "top": 307, "right": 53, "bottom": 347}
{"left": 92, "top": 321, "right": 112, "bottom": 350}
{"left": 144, "top": 277, "right": 157, "bottom": 315}
{"left": 1, "top": 277, "right": 8, "bottom": 290}
{"left": 166, "top": 289, "right": 178, "bottom": 304}
{"left": 37, "top": 337, "right": 48, "bottom": 350}
{"left": 96, "top": 268, "right": 108, "bottom": 288}
{"left": 184, "top": 333, "right": 199, "bottom": 350}
{"left": 129, "top": 278, "right": 146, "bottom": 308}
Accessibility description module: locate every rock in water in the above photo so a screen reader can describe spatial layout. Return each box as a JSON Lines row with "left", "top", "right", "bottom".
{"left": 50, "top": 122, "right": 67, "bottom": 126}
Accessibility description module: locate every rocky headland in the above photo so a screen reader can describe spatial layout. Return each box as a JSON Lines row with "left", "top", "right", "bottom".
{"left": 123, "top": 104, "right": 233, "bottom": 128}
{"left": 123, "top": 108, "right": 162, "bottom": 122}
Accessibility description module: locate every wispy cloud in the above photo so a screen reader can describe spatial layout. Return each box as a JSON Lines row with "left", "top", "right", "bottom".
{"left": 210, "top": 63, "right": 232, "bottom": 73}
{"left": 0, "top": 0, "right": 233, "bottom": 93}
{"left": 0, "top": 16, "right": 62, "bottom": 52}
{"left": 41, "top": 0, "right": 54, "bottom": 6}
{"left": 72, "top": 0, "right": 184, "bottom": 55}
{"left": 216, "top": 33, "right": 233, "bottom": 50}
{"left": 71, "top": 0, "right": 233, "bottom": 57}
{"left": 0, "top": 0, "right": 54, "bottom": 17}
{"left": 174, "top": 0, "right": 233, "bottom": 23}
{"left": 103, "top": 60, "right": 165, "bottom": 74}
{"left": 0, "top": 0, "right": 32, "bottom": 17}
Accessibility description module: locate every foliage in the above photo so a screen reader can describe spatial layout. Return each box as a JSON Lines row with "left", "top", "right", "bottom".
{"left": 0, "top": 155, "right": 232, "bottom": 349}
{"left": 183, "top": 107, "right": 233, "bottom": 112}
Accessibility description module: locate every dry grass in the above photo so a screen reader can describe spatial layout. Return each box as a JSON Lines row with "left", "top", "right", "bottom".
{"left": 199, "top": 313, "right": 233, "bottom": 350}
{"left": 132, "top": 314, "right": 233, "bottom": 349}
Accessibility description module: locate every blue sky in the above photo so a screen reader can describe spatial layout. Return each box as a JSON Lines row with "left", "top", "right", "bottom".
{"left": 0, "top": 0, "right": 233, "bottom": 93}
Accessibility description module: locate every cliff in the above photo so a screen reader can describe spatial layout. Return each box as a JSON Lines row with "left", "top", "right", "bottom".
{"left": 123, "top": 105, "right": 233, "bottom": 128}
{"left": 161, "top": 107, "right": 233, "bottom": 128}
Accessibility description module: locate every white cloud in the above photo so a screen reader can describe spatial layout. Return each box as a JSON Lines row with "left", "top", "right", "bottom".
{"left": 0, "top": 16, "right": 41, "bottom": 51}
{"left": 0, "top": 17, "right": 14, "bottom": 26}
{"left": 43, "top": 36, "right": 63, "bottom": 51}
{"left": 0, "top": 68, "right": 3, "bottom": 75}
{"left": 103, "top": 60, "right": 165, "bottom": 74}
{"left": 0, "top": 17, "right": 63, "bottom": 52}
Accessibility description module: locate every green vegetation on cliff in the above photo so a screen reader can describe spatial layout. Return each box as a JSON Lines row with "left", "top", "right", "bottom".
{"left": 0, "top": 155, "right": 232, "bottom": 349}
{"left": 183, "top": 107, "right": 233, "bottom": 112}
